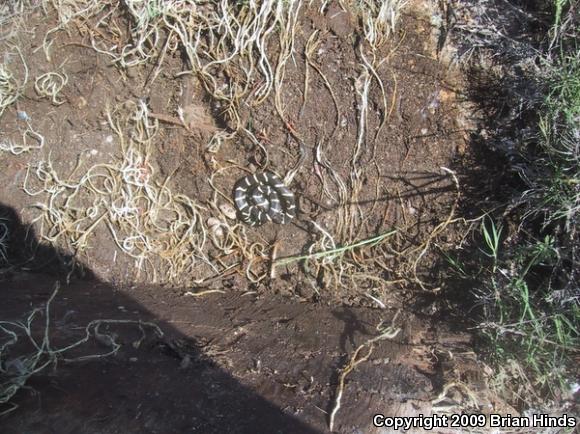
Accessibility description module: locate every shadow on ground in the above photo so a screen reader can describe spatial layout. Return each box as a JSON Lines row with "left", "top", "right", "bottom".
{"left": 0, "top": 202, "right": 322, "bottom": 434}
{"left": 0, "top": 202, "right": 446, "bottom": 434}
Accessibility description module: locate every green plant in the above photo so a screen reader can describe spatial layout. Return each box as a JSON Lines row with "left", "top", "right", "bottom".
{"left": 481, "top": 217, "right": 502, "bottom": 271}
{"left": 533, "top": 49, "right": 580, "bottom": 230}
{"left": 449, "top": 3, "right": 579, "bottom": 401}
{"left": 476, "top": 230, "right": 578, "bottom": 404}
{"left": 274, "top": 229, "right": 397, "bottom": 267}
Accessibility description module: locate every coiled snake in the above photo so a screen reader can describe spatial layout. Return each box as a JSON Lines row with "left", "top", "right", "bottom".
{"left": 233, "top": 171, "right": 296, "bottom": 226}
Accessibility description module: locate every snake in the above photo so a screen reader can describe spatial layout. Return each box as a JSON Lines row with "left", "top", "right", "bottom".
{"left": 233, "top": 171, "right": 296, "bottom": 226}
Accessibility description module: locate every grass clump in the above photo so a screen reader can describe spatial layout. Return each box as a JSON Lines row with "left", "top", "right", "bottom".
{"left": 473, "top": 221, "right": 578, "bottom": 406}
{"left": 534, "top": 51, "right": 580, "bottom": 229}
{"left": 452, "top": 0, "right": 579, "bottom": 410}
{"left": 0, "top": 63, "right": 19, "bottom": 118}
{"left": 23, "top": 100, "right": 210, "bottom": 284}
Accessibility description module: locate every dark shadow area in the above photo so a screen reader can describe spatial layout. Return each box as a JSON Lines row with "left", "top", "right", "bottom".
{"left": 401, "top": 0, "right": 557, "bottom": 350}
{"left": 331, "top": 307, "right": 373, "bottom": 354}
{"left": 0, "top": 203, "right": 91, "bottom": 278}
{"left": 298, "top": 171, "right": 456, "bottom": 213}
{"left": 0, "top": 202, "right": 322, "bottom": 434}
{"left": 405, "top": 1, "right": 580, "bottom": 410}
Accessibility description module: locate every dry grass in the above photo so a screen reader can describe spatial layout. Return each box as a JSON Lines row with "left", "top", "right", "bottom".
{"left": 0, "top": 217, "right": 8, "bottom": 265}
{"left": 34, "top": 71, "right": 68, "bottom": 105}
{"left": 0, "top": 122, "right": 44, "bottom": 155}
{"left": 0, "top": 282, "right": 163, "bottom": 416}
{"left": 0, "top": 46, "right": 27, "bottom": 118}
{"left": 20, "top": 0, "right": 436, "bottom": 296}
{"left": 1, "top": 0, "right": 465, "bottom": 299}
{"left": 23, "top": 100, "right": 212, "bottom": 283}
{"left": 0, "top": 0, "right": 503, "bottom": 422}
{"left": 329, "top": 310, "right": 402, "bottom": 431}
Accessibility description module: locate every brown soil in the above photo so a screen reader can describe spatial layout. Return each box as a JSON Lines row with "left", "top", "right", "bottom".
{"left": 0, "top": 1, "right": 470, "bottom": 303}
{"left": 1, "top": 270, "right": 499, "bottom": 434}
{"left": 0, "top": 1, "right": 507, "bottom": 433}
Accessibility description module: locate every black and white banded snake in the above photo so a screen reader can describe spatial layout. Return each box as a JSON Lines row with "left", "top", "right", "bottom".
{"left": 233, "top": 171, "right": 296, "bottom": 226}
{"left": 233, "top": 140, "right": 305, "bottom": 226}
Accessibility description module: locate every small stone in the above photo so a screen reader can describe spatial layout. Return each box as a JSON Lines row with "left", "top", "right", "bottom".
{"left": 207, "top": 217, "right": 221, "bottom": 227}
{"left": 219, "top": 203, "right": 237, "bottom": 220}
{"left": 126, "top": 67, "right": 138, "bottom": 79}
{"left": 211, "top": 225, "right": 224, "bottom": 239}
{"left": 16, "top": 111, "right": 30, "bottom": 121}
{"left": 207, "top": 217, "right": 225, "bottom": 240}
{"left": 439, "top": 89, "right": 455, "bottom": 103}
{"left": 72, "top": 96, "right": 87, "bottom": 109}
{"left": 326, "top": 3, "right": 354, "bottom": 39}
{"left": 180, "top": 355, "right": 192, "bottom": 369}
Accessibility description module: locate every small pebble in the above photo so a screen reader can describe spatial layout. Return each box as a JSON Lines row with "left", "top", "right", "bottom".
{"left": 219, "top": 203, "right": 237, "bottom": 220}
{"left": 211, "top": 225, "right": 224, "bottom": 239}
{"left": 17, "top": 111, "right": 30, "bottom": 121}
{"left": 180, "top": 355, "right": 192, "bottom": 369}
{"left": 207, "top": 217, "right": 225, "bottom": 239}
{"left": 207, "top": 217, "right": 221, "bottom": 227}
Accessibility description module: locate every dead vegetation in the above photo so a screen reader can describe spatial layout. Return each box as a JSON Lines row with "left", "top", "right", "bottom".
{"left": 23, "top": 100, "right": 211, "bottom": 283}
{"left": 0, "top": 0, "right": 469, "bottom": 301}
{"left": 0, "top": 0, "right": 479, "bottom": 426}
{"left": 442, "top": 0, "right": 579, "bottom": 414}
{"left": 2, "top": 0, "right": 575, "bottom": 427}
{"left": 0, "top": 282, "right": 163, "bottom": 416}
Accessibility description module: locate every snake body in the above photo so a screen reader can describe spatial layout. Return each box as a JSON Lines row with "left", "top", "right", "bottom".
{"left": 233, "top": 171, "right": 296, "bottom": 226}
